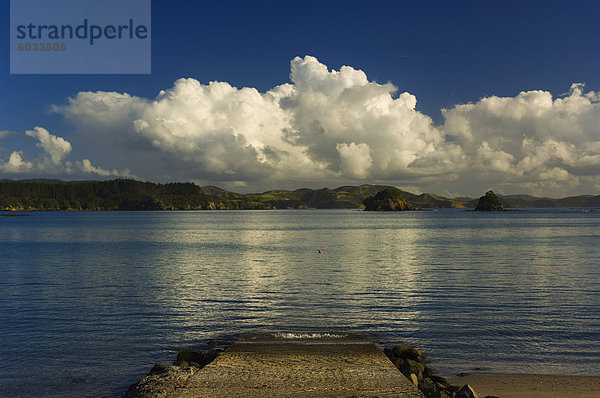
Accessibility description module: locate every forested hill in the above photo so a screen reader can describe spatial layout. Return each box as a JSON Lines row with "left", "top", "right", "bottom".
{"left": 0, "top": 179, "right": 464, "bottom": 211}
{"left": 2, "top": 179, "right": 598, "bottom": 211}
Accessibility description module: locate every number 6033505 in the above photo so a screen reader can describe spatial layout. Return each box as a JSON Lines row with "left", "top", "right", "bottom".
{"left": 17, "top": 42, "right": 66, "bottom": 51}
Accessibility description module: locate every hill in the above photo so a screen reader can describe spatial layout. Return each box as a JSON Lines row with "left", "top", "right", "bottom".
{"left": 362, "top": 188, "right": 414, "bottom": 211}
{"left": 245, "top": 185, "right": 466, "bottom": 209}
{"left": 1, "top": 179, "right": 598, "bottom": 211}
{"left": 0, "top": 179, "right": 464, "bottom": 211}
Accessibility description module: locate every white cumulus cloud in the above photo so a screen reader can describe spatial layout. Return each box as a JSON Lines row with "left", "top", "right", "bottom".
{"left": 9, "top": 56, "right": 596, "bottom": 196}
{"left": 53, "top": 55, "right": 455, "bottom": 190}
{"left": 77, "top": 159, "right": 130, "bottom": 177}
{"left": 0, "top": 127, "right": 131, "bottom": 179}
{"left": 0, "top": 151, "right": 34, "bottom": 173}
{"left": 25, "top": 126, "right": 72, "bottom": 165}
{"left": 336, "top": 142, "right": 372, "bottom": 179}
{"left": 441, "top": 83, "right": 600, "bottom": 195}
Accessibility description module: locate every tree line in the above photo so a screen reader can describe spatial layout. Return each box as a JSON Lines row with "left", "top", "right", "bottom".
{"left": 0, "top": 179, "right": 269, "bottom": 211}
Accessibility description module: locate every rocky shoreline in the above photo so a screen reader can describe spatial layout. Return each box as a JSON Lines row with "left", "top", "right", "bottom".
{"left": 125, "top": 344, "right": 223, "bottom": 397}
{"left": 125, "top": 342, "right": 494, "bottom": 398}
{"left": 383, "top": 345, "right": 491, "bottom": 398}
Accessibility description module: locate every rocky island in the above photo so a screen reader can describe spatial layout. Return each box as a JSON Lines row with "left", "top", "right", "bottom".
{"left": 362, "top": 188, "right": 415, "bottom": 211}
{"left": 474, "top": 190, "right": 505, "bottom": 211}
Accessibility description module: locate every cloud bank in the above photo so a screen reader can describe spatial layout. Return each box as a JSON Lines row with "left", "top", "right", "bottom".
{"left": 0, "top": 126, "right": 131, "bottom": 178}
{"left": 2, "top": 56, "right": 599, "bottom": 196}
{"left": 442, "top": 84, "right": 600, "bottom": 193}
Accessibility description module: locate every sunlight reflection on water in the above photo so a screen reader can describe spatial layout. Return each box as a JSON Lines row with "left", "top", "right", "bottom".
{"left": 1, "top": 209, "right": 599, "bottom": 397}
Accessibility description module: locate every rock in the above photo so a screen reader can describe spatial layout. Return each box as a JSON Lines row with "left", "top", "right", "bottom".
{"left": 455, "top": 384, "right": 480, "bottom": 398}
{"left": 418, "top": 377, "right": 455, "bottom": 398}
{"left": 386, "top": 345, "right": 456, "bottom": 398}
{"left": 439, "top": 390, "right": 453, "bottom": 398}
{"left": 385, "top": 344, "right": 482, "bottom": 398}
{"left": 438, "top": 390, "right": 453, "bottom": 398}
{"left": 149, "top": 363, "right": 168, "bottom": 375}
{"left": 410, "top": 373, "right": 419, "bottom": 387}
{"left": 400, "top": 358, "right": 425, "bottom": 381}
{"left": 474, "top": 190, "right": 505, "bottom": 211}
{"left": 392, "top": 356, "right": 406, "bottom": 369}
{"left": 418, "top": 377, "right": 437, "bottom": 395}
{"left": 392, "top": 345, "right": 423, "bottom": 361}
{"left": 429, "top": 374, "right": 452, "bottom": 388}
{"left": 124, "top": 365, "right": 195, "bottom": 398}
{"left": 176, "top": 347, "right": 219, "bottom": 368}
{"left": 385, "top": 345, "right": 426, "bottom": 383}
{"left": 362, "top": 188, "right": 415, "bottom": 211}
{"left": 126, "top": 342, "right": 225, "bottom": 397}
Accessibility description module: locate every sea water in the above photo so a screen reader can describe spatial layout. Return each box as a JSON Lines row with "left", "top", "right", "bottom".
{"left": 1, "top": 209, "right": 599, "bottom": 397}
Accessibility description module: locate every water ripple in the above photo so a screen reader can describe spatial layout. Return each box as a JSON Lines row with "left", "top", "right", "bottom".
{"left": 1, "top": 209, "right": 599, "bottom": 397}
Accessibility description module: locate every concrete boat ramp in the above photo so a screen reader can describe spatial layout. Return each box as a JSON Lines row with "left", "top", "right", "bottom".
{"left": 162, "top": 333, "right": 424, "bottom": 397}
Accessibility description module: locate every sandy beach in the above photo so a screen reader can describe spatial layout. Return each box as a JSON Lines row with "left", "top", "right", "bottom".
{"left": 448, "top": 374, "right": 600, "bottom": 398}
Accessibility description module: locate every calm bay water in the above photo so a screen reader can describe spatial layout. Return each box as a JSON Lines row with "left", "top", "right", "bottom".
{"left": 1, "top": 209, "right": 599, "bottom": 397}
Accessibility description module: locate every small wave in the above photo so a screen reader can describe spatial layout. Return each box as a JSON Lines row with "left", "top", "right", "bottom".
{"left": 271, "top": 332, "right": 348, "bottom": 339}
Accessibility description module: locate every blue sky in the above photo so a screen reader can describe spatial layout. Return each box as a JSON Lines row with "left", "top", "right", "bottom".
{"left": 1, "top": 1, "right": 599, "bottom": 197}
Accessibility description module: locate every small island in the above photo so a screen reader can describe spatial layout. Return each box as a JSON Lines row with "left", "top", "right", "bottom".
{"left": 362, "top": 188, "right": 415, "bottom": 211}
{"left": 474, "top": 190, "right": 505, "bottom": 211}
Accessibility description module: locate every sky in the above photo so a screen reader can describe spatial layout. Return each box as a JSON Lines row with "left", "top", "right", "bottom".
{"left": 1, "top": 0, "right": 599, "bottom": 197}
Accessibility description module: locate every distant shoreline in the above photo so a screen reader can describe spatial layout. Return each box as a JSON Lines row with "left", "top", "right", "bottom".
{"left": 2, "top": 178, "right": 600, "bottom": 211}
{"left": 2, "top": 207, "right": 598, "bottom": 213}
